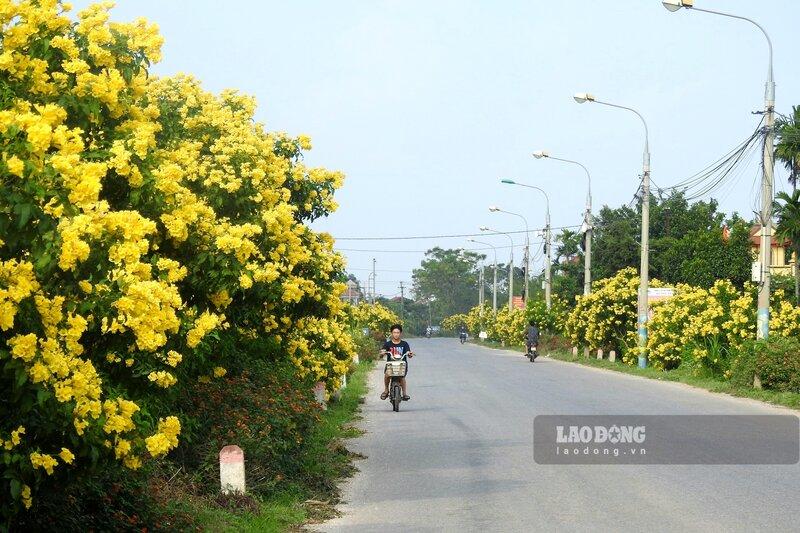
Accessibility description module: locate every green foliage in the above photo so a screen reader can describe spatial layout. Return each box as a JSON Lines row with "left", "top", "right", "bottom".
{"left": 775, "top": 105, "right": 800, "bottom": 186}
{"left": 731, "top": 337, "right": 800, "bottom": 393}
{"left": 589, "top": 192, "right": 751, "bottom": 289}
{"left": 774, "top": 189, "right": 800, "bottom": 302}
{"left": 412, "top": 248, "right": 484, "bottom": 320}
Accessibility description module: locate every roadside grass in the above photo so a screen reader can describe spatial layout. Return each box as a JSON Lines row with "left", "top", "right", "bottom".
{"left": 194, "top": 358, "right": 373, "bottom": 532}
{"left": 473, "top": 339, "right": 800, "bottom": 410}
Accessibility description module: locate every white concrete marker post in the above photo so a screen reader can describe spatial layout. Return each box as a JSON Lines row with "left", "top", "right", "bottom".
{"left": 313, "top": 381, "right": 327, "bottom": 410}
{"left": 584, "top": 347, "right": 589, "bottom": 358}
{"left": 597, "top": 348, "right": 603, "bottom": 360}
{"left": 572, "top": 346, "right": 578, "bottom": 356}
{"left": 333, "top": 373, "right": 347, "bottom": 402}
{"left": 219, "top": 445, "right": 246, "bottom": 495}
{"left": 609, "top": 350, "right": 616, "bottom": 363}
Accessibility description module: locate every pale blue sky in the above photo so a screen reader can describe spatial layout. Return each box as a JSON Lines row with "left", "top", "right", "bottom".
{"left": 86, "top": 1, "right": 799, "bottom": 296}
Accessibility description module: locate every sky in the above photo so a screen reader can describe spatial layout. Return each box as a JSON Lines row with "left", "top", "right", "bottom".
{"left": 81, "top": 0, "right": 800, "bottom": 297}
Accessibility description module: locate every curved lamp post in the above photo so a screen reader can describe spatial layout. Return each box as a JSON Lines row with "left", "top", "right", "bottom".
{"left": 480, "top": 226, "right": 515, "bottom": 310}
{"left": 497, "top": 182, "right": 552, "bottom": 310}
{"left": 489, "top": 206, "right": 531, "bottom": 307}
{"left": 469, "top": 239, "right": 498, "bottom": 314}
{"left": 662, "top": 0, "right": 775, "bottom": 340}
{"left": 533, "top": 150, "right": 593, "bottom": 295}
{"left": 574, "top": 93, "right": 650, "bottom": 368}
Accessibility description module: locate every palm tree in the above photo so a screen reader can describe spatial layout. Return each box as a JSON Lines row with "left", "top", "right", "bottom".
{"left": 774, "top": 190, "right": 800, "bottom": 303}
{"left": 775, "top": 106, "right": 800, "bottom": 189}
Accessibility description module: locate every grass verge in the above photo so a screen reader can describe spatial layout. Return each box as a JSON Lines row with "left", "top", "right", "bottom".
{"left": 193, "top": 358, "right": 373, "bottom": 532}
{"left": 473, "top": 339, "right": 800, "bottom": 410}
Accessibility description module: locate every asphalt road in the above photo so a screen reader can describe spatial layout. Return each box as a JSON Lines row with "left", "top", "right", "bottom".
{"left": 316, "top": 338, "right": 800, "bottom": 533}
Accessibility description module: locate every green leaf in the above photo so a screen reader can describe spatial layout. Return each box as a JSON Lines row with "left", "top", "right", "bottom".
{"left": 16, "top": 203, "right": 32, "bottom": 228}
{"left": 10, "top": 478, "right": 21, "bottom": 499}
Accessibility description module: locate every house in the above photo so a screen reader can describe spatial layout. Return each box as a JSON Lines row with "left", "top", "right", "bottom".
{"left": 340, "top": 279, "right": 364, "bottom": 304}
{"left": 750, "top": 224, "right": 795, "bottom": 276}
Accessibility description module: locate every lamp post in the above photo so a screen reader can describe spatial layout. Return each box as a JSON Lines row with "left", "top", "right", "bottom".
{"left": 480, "top": 226, "right": 515, "bottom": 311}
{"left": 497, "top": 182, "right": 552, "bottom": 310}
{"left": 533, "top": 150, "right": 593, "bottom": 295}
{"left": 662, "top": 0, "right": 774, "bottom": 339}
{"left": 489, "top": 206, "right": 531, "bottom": 307}
{"left": 574, "top": 92, "right": 650, "bottom": 368}
{"left": 469, "top": 239, "right": 498, "bottom": 314}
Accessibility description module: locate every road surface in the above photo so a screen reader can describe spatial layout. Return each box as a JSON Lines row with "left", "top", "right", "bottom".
{"left": 316, "top": 338, "right": 799, "bottom": 532}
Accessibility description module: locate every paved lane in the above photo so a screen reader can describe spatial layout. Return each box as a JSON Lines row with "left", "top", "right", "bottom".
{"left": 316, "top": 338, "right": 800, "bottom": 532}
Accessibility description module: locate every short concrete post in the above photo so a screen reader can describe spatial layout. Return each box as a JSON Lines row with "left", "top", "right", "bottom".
{"left": 572, "top": 346, "right": 578, "bottom": 356}
{"left": 597, "top": 348, "right": 603, "bottom": 360}
{"left": 333, "top": 373, "right": 347, "bottom": 401}
{"left": 313, "top": 381, "right": 327, "bottom": 410}
{"left": 583, "top": 347, "right": 590, "bottom": 358}
{"left": 219, "top": 445, "right": 246, "bottom": 495}
{"left": 609, "top": 350, "right": 617, "bottom": 363}
{"left": 753, "top": 374, "right": 762, "bottom": 389}
{"left": 353, "top": 352, "right": 360, "bottom": 364}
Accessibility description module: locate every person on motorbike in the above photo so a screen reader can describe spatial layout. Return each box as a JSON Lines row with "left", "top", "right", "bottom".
{"left": 380, "top": 324, "right": 413, "bottom": 401}
{"left": 526, "top": 320, "right": 540, "bottom": 359}
{"left": 459, "top": 325, "right": 467, "bottom": 342}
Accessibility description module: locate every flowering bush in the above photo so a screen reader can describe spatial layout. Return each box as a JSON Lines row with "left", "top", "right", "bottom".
{"left": 564, "top": 268, "right": 658, "bottom": 354}
{"left": 441, "top": 313, "right": 467, "bottom": 332}
{"left": 0, "top": 0, "right": 353, "bottom": 517}
{"left": 347, "top": 302, "right": 400, "bottom": 335}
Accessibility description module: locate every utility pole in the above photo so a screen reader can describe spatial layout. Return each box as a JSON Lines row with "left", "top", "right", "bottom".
{"left": 508, "top": 249, "right": 514, "bottom": 311}
{"left": 371, "top": 258, "right": 376, "bottom": 304}
{"left": 544, "top": 214, "right": 552, "bottom": 309}
{"left": 478, "top": 265, "right": 485, "bottom": 309}
{"left": 399, "top": 281, "right": 405, "bottom": 322}
{"left": 523, "top": 236, "right": 530, "bottom": 304}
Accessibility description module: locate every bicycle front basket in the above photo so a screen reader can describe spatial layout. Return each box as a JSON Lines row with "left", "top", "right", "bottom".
{"left": 384, "top": 361, "right": 406, "bottom": 377}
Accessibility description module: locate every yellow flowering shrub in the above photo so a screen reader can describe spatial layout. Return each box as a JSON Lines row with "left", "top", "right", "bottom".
{"left": 347, "top": 302, "right": 400, "bottom": 335}
{"left": 564, "top": 268, "right": 662, "bottom": 354}
{"left": 441, "top": 313, "right": 467, "bottom": 332}
{"left": 0, "top": 0, "right": 354, "bottom": 517}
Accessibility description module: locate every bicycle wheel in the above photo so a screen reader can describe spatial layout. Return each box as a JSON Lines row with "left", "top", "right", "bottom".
{"left": 391, "top": 383, "right": 401, "bottom": 412}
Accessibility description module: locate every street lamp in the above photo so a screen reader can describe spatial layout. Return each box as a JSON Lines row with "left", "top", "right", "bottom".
{"left": 480, "top": 226, "right": 515, "bottom": 311}
{"left": 574, "top": 93, "right": 650, "bottom": 368}
{"left": 469, "top": 239, "right": 498, "bottom": 314}
{"left": 489, "top": 205, "right": 531, "bottom": 307}
{"left": 532, "top": 150, "right": 593, "bottom": 296}
{"left": 662, "top": 1, "right": 775, "bottom": 340}
{"left": 498, "top": 182, "right": 552, "bottom": 310}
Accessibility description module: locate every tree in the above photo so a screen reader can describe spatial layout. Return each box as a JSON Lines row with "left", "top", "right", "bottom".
{"left": 776, "top": 106, "right": 800, "bottom": 189}
{"left": 774, "top": 190, "right": 800, "bottom": 302}
{"left": 411, "top": 248, "right": 484, "bottom": 321}
{"left": 590, "top": 192, "right": 751, "bottom": 289}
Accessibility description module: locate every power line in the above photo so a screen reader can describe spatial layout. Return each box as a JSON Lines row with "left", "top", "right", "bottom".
{"left": 336, "top": 242, "right": 542, "bottom": 254}
{"left": 332, "top": 225, "right": 580, "bottom": 241}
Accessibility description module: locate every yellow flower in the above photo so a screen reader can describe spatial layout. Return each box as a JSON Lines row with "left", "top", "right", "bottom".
{"left": 6, "top": 155, "right": 24, "bottom": 177}
{"left": 21, "top": 485, "right": 32, "bottom": 509}
{"left": 147, "top": 370, "right": 177, "bottom": 388}
{"left": 213, "top": 366, "right": 226, "bottom": 378}
{"left": 30, "top": 452, "right": 58, "bottom": 475}
{"left": 59, "top": 447, "right": 75, "bottom": 464}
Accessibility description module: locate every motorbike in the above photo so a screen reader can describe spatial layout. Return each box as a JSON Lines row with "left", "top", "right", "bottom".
{"left": 425, "top": 329, "right": 432, "bottom": 338}
{"left": 384, "top": 360, "right": 407, "bottom": 412}
{"left": 526, "top": 343, "right": 539, "bottom": 362}
{"left": 459, "top": 331, "right": 467, "bottom": 344}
